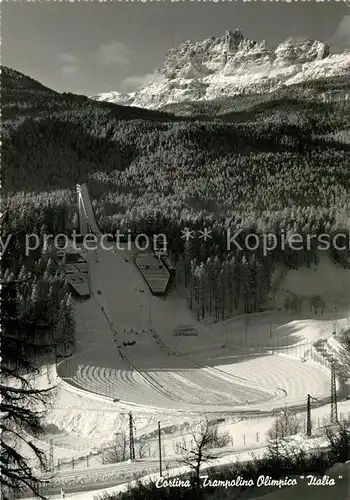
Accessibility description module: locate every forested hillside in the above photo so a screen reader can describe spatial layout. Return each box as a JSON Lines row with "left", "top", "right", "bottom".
{"left": 2, "top": 66, "right": 350, "bottom": 320}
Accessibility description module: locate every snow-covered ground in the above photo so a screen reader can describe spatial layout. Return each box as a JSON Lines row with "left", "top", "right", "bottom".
{"left": 23, "top": 435, "right": 350, "bottom": 500}
{"left": 55, "top": 246, "right": 349, "bottom": 414}
{"left": 22, "top": 246, "right": 349, "bottom": 497}
{"left": 41, "top": 246, "right": 349, "bottom": 429}
{"left": 29, "top": 367, "right": 349, "bottom": 470}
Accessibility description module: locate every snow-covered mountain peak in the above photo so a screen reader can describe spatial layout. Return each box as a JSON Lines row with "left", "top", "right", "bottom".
{"left": 89, "top": 90, "right": 135, "bottom": 106}
{"left": 90, "top": 30, "right": 349, "bottom": 111}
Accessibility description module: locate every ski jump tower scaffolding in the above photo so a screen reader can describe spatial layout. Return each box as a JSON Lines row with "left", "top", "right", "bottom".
{"left": 58, "top": 184, "right": 101, "bottom": 298}
{"left": 76, "top": 183, "right": 101, "bottom": 237}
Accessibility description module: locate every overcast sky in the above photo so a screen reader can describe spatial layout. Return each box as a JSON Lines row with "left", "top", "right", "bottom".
{"left": 2, "top": 1, "right": 350, "bottom": 96}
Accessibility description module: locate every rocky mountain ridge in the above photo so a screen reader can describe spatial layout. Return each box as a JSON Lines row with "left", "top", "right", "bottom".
{"left": 91, "top": 30, "right": 350, "bottom": 110}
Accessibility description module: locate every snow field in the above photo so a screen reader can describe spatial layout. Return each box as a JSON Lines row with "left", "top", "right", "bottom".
{"left": 59, "top": 246, "right": 349, "bottom": 415}
{"left": 213, "top": 352, "right": 330, "bottom": 404}
{"left": 28, "top": 246, "right": 349, "bottom": 482}
{"left": 24, "top": 442, "right": 350, "bottom": 500}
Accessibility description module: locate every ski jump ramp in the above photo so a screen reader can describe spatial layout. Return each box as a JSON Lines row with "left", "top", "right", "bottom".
{"left": 76, "top": 183, "right": 101, "bottom": 236}
{"left": 58, "top": 183, "right": 101, "bottom": 298}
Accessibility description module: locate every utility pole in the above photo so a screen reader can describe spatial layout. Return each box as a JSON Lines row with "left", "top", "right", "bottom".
{"left": 306, "top": 394, "right": 319, "bottom": 437}
{"left": 306, "top": 394, "right": 312, "bottom": 437}
{"left": 280, "top": 405, "right": 288, "bottom": 439}
{"left": 330, "top": 363, "right": 338, "bottom": 424}
{"left": 49, "top": 438, "right": 54, "bottom": 471}
{"left": 274, "top": 418, "right": 279, "bottom": 460}
{"left": 129, "top": 412, "right": 135, "bottom": 460}
{"left": 284, "top": 403, "right": 288, "bottom": 431}
{"left": 148, "top": 292, "right": 152, "bottom": 330}
{"left": 158, "top": 421, "right": 162, "bottom": 477}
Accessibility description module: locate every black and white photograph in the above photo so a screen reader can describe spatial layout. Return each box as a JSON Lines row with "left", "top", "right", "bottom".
{"left": 1, "top": 1, "right": 350, "bottom": 499}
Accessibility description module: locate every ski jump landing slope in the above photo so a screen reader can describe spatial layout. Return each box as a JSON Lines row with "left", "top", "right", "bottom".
{"left": 58, "top": 244, "right": 333, "bottom": 413}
